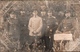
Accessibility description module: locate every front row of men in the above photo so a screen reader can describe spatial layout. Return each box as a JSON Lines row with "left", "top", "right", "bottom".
{"left": 28, "top": 9, "right": 76, "bottom": 51}
{"left": 28, "top": 10, "right": 58, "bottom": 52}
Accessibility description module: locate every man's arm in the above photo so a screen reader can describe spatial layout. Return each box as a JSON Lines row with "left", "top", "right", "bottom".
{"left": 28, "top": 18, "right": 33, "bottom": 31}
{"left": 56, "top": 20, "right": 64, "bottom": 33}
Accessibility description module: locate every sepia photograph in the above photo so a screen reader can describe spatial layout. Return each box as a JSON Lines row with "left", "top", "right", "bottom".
{"left": 0, "top": 0, "right": 80, "bottom": 52}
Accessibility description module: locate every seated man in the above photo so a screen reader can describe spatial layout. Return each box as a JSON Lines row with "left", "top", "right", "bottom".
{"left": 55, "top": 11, "right": 74, "bottom": 51}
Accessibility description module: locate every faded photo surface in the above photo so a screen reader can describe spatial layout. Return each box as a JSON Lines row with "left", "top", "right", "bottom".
{"left": 0, "top": 0, "right": 80, "bottom": 52}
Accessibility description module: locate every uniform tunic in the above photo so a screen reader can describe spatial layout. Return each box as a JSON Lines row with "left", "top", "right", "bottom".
{"left": 41, "top": 15, "right": 47, "bottom": 35}
{"left": 57, "top": 17, "right": 74, "bottom": 50}
{"left": 46, "top": 16, "right": 58, "bottom": 36}
{"left": 28, "top": 16, "right": 43, "bottom": 44}
{"left": 8, "top": 18, "right": 20, "bottom": 40}
{"left": 7, "top": 17, "right": 20, "bottom": 51}
{"left": 45, "top": 16, "right": 58, "bottom": 50}
{"left": 28, "top": 16, "right": 42, "bottom": 36}
{"left": 59, "top": 17, "right": 74, "bottom": 33}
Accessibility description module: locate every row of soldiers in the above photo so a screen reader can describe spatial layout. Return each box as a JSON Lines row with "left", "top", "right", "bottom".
{"left": 28, "top": 10, "right": 58, "bottom": 52}
{"left": 28, "top": 9, "right": 79, "bottom": 52}
{"left": 0, "top": 6, "right": 79, "bottom": 52}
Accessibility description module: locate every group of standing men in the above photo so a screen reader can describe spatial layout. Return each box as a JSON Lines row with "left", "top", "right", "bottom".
{"left": 1, "top": 5, "right": 77, "bottom": 52}
{"left": 28, "top": 9, "right": 58, "bottom": 52}
{"left": 28, "top": 8, "right": 77, "bottom": 52}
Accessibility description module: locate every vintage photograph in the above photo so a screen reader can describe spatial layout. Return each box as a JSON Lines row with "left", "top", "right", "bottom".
{"left": 0, "top": 0, "right": 80, "bottom": 52}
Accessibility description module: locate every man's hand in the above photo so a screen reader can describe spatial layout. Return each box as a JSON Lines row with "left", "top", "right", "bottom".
{"left": 32, "top": 31, "right": 39, "bottom": 35}
{"left": 50, "top": 29, "right": 52, "bottom": 32}
{"left": 56, "top": 30, "right": 61, "bottom": 33}
{"left": 33, "top": 31, "right": 36, "bottom": 34}
{"left": 56, "top": 22, "right": 58, "bottom": 25}
{"left": 47, "top": 26, "right": 49, "bottom": 28}
{"left": 9, "top": 22, "right": 13, "bottom": 25}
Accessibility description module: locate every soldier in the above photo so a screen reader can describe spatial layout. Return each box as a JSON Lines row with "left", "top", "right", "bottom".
{"left": 8, "top": 12, "right": 20, "bottom": 51}
{"left": 40, "top": 11, "right": 47, "bottom": 35}
{"left": 56, "top": 11, "right": 74, "bottom": 50}
{"left": 38, "top": 11, "right": 47, "bottom": 51}
{"left": 19, "top": 9, "right": 29, "bottom": 50}
{"left": 57, "top": 11, "right": 65, "bottom": 24}
{"left": 58, "top": 11, "right": 74, "bottom": 33}
{"left": 28, "top": 10, "right": 43, "bottom": 51}
{"left": 45, "top": 10, "right": 58, "bottom": 52}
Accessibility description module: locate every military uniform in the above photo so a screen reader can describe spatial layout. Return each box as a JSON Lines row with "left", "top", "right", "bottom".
{"left": 40, "top": 11, "right": 47, "bottom": 51}
{"left": 57, "top": 17, "right": 74, "bottom": 50}
{"left": 28, "top": 16, "right": 43, "bottom": 44}
{"left": 18, "top": 11, "right": 29, "bottom": 50}
{"left": 45, "top": 16, "right": 58, "bottom": 51}
{"left": 59, "top": 17, "right": 74, "bottom": 33}
{"left": 41, "top": 11, "right": 47, "bottom": 36}
{"left": 8, "top": 17, "right": 20, "bottom": 51}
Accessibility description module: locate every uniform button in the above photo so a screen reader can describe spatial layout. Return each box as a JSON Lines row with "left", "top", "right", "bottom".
{"left": 14, "top": 28, "right": 16, "bottom": 30}
{"left": 50, "top": 29, "right": 52, "bottom": 32}
{"left": 47, "top": 26, "right": 49, "bottom": 28}
{"left": 64, "top": 27, "right": 66, "bottom": 29}
{"left": 49, "top": 36, "right": 51, "bottom": 38}
{"left": 24, "top": 25, "right": 26, "bottom": 26}
{"left": 43, "top": 19, "right": 45, "bottom": 20}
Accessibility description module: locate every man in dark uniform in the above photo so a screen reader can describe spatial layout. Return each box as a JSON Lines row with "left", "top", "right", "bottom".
{"left": 57, "top": 11, "right": 65, "bottom": 24}
{"left": 8, "top": 12, "right": 20, "bottom": 52}
{"left": 56, "top": 11, "right": 74, "bottom": 50}
{"left": 45, "top": 10, "right": 58, "bottom": 52}
{"left": 58, "top": 11, "right": 74, "bottom": 33}
{"left": 18, "top": 9, "right": 29, "bottom": 51}
{"left": 40, "top": 11, "right": 47, "bottom": 47}
{"left": 40, "top": 11, "right": 47, "bottom": 36}
{"left": 19, "top": 10, "right": 25, "bottom": 50}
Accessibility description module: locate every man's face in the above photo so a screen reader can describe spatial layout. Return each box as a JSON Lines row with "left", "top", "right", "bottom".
{"left": 65, "top": 12, "right": 71, "bottom": 17}
{"left": 33, "top": 11, "right": 38, "bottom": 16}
{"left": 41, "top": 5, "right": 46, "bottom": 10}
{"left": 41, "top": 11, "right": 46, "bottom": 16}
{"left": 20, "top": 11, "right": 25, "bottom": 15}
{"left": 58, "top": 11, "right": 64, "bottom": 16}
{"left": 10, "top": 14, "right": 15, "bottom": 18}
{"left": 48, "top": 12, "right": 52, "bottom": 17}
